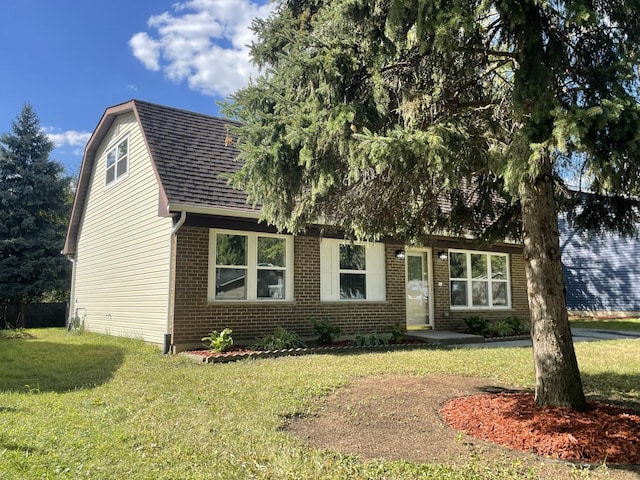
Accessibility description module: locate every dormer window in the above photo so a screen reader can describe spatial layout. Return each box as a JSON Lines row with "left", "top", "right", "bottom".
{"left": 106, "top": 137, "right": 128, "bottom": 186}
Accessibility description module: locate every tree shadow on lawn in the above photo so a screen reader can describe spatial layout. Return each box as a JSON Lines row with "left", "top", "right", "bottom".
{"left": 0, "top": 439, "right": 43, "bottom": 455}
{"left": 0, "top": 340, "right": 125, "bottom": 393}
{"left": 582, "top": 372, "right": 640, "bottom": 408}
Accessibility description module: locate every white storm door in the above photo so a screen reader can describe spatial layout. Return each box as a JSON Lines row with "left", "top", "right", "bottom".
{"left": 406, "top": 250, "right": 433, "bottom": 329}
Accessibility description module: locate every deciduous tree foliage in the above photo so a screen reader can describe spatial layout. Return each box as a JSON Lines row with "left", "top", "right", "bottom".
{"left": 0, "top": 104, "right": 71, "bottom": 326}
{"left": 224, "top": 0, "right": 640, "bottom": 410}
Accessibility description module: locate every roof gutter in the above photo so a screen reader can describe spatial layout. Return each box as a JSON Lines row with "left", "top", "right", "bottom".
{"left": 164, "top": 210, "right": 187, "bottom": 355}
{"left": 167, "top": 202, "right": 261, "bottom": 219}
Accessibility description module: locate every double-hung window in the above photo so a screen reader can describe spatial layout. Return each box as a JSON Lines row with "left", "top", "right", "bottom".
{"left": 449, "top": 250, "right": 510, "bottom": 308}
{"left": 209, "top": 230, "right": 293, "bottom": 301}
{"left": 320, "top": 239, "right": 386, "bottom": 301}
{"left": 339, "top": 244, "right": 367, "bottom": 299}
{"left": 105, "top": 136, "right": 128, "bottom": 186}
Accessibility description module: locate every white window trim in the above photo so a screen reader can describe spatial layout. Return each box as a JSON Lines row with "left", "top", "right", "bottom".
{"left": 320, "top": 239, "right": 386, "bottom": 302}
{"left": 207, "top": 229, "right": 294, "bottom": 302}
{"left": 105, "top": 135, "right": 129, "bottom": 188}
{"left": 449, "top": 249, "right": 511, "bottom": 310}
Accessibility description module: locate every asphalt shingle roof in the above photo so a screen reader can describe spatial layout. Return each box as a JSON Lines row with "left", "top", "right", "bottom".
{"left": 134, "top": 100, "right": 250, "bottom": 211}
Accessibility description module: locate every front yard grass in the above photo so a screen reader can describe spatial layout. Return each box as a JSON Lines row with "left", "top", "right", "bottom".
{"left": 0, "top": 328, "right": 638, "bottom": 479}
{"left": 570, "top": 317, "right": 640, "bottom": 332}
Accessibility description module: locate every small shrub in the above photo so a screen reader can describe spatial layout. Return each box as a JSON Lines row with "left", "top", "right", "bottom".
{"left": 389, "top": 323, "right": 405, "bottom": 343}
{"left": 487, "top": 320, "right": 515, "bottom": 337}
{"left": 352, "top": 332, "right": 389, "bottom": 347}
{"left": 312, "top": 319, "right": 341, "bottom": 345}
{"left": 201, "top": 328, "right": 234, "bottom": 352}
{"left": 505, "top": 316, "right": 530, "bottom": 335}
{"left": 464, "top": 316, "right": 489, "bottom": 335}
{"left": 252, "top": 327, "right": 307, "bottom": 351}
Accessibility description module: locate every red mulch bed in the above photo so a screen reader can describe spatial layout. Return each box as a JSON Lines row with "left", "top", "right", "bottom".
{"left": 441, "top": 393, "right": 640, "bottom": 465}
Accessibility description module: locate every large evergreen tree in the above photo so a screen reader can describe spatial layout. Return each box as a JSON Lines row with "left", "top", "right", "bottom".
{"left": 0, "top": 104, "right": 71, "bottom": 327}
{"left": 224, "top": 0, "right": 640, "bottom": 410}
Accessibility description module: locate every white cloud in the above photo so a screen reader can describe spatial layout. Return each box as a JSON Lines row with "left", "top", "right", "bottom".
{"left": 129, "top": 32, "right": 162, "bottom": 71}
{"left": 129, "top": 0, "right": 275, "bottom": 97}
{"left": 46, "top": 129, "right": 92, "bottom": 149}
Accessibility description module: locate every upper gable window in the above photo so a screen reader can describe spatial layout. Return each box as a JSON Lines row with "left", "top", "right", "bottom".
{"left": 105, "top": 137, "right": 128, "bottom": 186}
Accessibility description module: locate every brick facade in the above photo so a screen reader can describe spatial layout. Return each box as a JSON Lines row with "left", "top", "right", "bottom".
{"left": 170, "top": 225, "right": 530, "bottom": 352}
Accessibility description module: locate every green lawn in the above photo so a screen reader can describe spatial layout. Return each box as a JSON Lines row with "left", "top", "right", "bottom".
{"left": 0, "top": 329, "right": 638, "bottom": 479}
{"left": 570, "top": 317, "right": 640, "bottom": 332}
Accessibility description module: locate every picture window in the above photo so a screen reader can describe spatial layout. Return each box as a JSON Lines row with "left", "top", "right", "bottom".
{"left": 449, "top": 250, "right": 510, "bottom": 308}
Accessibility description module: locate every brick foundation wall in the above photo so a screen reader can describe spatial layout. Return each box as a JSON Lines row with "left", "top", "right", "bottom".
{"left": 171, "top": 225, "right": 530, "bottom": 352}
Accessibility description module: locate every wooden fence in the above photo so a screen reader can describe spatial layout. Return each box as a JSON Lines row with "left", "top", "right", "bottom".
{"left": 1, "top": 303, "right": 67, "bottom": 329}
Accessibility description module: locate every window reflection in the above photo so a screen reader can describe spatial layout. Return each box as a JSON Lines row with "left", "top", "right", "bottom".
{"left": 340, "top": 273, "right": 366, "bottom": 299}
{"left": 215, "top": 268, "right": 247, "bottom": 300}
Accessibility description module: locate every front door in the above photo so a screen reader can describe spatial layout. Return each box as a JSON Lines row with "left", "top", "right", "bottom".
{"left": 406, "top": 250, "right": 433, "bottom": 329}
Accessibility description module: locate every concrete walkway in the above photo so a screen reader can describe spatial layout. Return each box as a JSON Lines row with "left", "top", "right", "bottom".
{"left": 407, "top": 328, "right": 640, "bottom": 348}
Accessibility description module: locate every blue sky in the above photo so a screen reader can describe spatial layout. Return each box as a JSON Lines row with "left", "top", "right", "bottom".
{"left": 0, "top": 0, "right": 274, "bottom": 175}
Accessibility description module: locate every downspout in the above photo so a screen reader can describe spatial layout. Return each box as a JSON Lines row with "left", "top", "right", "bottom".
{"left": 66, "top": 254, "right": 77, "bottom": 329}
{"left": 164, "top": 210, "right": 187, "bottom": 354}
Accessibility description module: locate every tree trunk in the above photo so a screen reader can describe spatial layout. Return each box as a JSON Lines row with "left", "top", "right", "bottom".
{"left": 521, "top": 160, "right": 588, "bottom": 411}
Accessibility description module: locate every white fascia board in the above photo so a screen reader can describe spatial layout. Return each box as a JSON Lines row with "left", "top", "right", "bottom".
{"left": 167, "top": 203, "right": 261, "bottom": 219}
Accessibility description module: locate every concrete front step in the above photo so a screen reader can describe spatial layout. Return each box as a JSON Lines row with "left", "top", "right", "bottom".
{"left": 405, "top": 330, "right": 485, "bottom": 345}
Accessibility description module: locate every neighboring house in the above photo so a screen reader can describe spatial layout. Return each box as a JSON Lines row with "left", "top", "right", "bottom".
{"left": 63, "top": 100, "right": 530, "bottom": 353}
{"left": 560, "top": 216, "right": 640, "bottom": 317}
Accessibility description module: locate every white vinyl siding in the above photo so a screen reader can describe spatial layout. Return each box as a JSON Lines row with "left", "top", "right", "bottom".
{"left": 449, "top": 250, "right": 511, "bottom": 309}
{"left": 72, "top": 112, "right": 173, "bottom": 345}
{"left": 320, "top": 239, "right": 386, "bottom": 301}
{"left": 207, "top": 229, "right": 294, "bottom": 302}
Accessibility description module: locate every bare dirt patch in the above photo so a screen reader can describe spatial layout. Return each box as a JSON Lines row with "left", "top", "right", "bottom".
{"left": 284, "top": 374, "right": 640, "bottom": 479}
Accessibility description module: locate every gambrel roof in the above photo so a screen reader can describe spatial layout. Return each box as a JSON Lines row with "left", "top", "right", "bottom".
{"left": 63, "top": 99, "right": 254, "bottom": 255}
